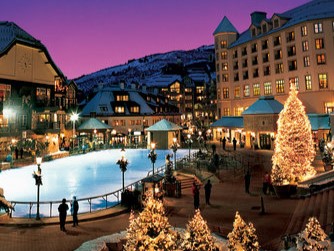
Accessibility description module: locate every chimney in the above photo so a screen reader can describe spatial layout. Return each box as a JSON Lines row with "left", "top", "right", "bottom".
{"left": 251, "top": 11, "right": 267, "bottom": 25}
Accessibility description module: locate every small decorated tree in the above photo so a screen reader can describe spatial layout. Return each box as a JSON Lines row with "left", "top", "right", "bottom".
{"left": 272, "top": 84, "right": 316, "bottom": 184}
{"left": 123, "top": 194, "right": 179, "bottom": 250}
{"left": 227, "top": 211, "right": 260, "bottom": 251}
{"left": 296, "top": 217, "right": 330, "bottom": 250}
{"left": 181, "top": 209, "right": 219, "bottom": 251}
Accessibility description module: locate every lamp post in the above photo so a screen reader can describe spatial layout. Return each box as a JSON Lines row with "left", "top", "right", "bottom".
{"left": 148, "top": 142, "right": 157, "bottom": 175}
{"left": 33, "top": 157, "right": 43, "bottom": 220}
{"left": 197, "top": 131, "right": 203, "bottom": 151}
{"left": 117, "top": 148, "right": 128, "bottom": 192}
{"left": 70, "top": 113, "right": 79, "bottom": 149}
{"left": 171, "top": 137, "right": 179, "bottom": 170}
{"left": 186, "top": 133, "right": 193, "bottom": 160}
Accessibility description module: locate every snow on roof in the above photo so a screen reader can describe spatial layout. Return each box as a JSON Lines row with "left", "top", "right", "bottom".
{"left": 213, "top": 16, "right": 239, "bottom": 35}
{"left": 80, "top": 90, "right": 115, "bottom": 116}
{"left": 145, "top": 75, "right": 182, "bottom": 87}
{"left": 230, "top": 0, "right": 334, "bottom": 47}
{"left": 242, "top": 96, "right": 283, "bottom": 115}
{"left": 146, "top": 119, "right": 183, "bottom": 131}
{"left": 0, "top": 21, "right": 42, "bottom": 54}
{"left": 78, "top": 118, "right": 112, "bottom": 130}
{"left": 128, "top": 91, "right": 154, "bottom": 114}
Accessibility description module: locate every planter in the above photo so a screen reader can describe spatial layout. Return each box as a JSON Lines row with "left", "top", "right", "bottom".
{"left": 273, "top": 184, "right": 296, "bottom": 198}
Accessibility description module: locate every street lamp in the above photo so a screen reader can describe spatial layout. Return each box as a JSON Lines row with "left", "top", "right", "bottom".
{"left": 171, "top": 137, "right": 179, "bottom": 170}
{"left": 70, "top": 113, "right": 79, "bottom": 149}
{"left": 33, "top": 156, "right": 43, "bottom": 220}
{"left": 148, "top": 142, "right": 157, "bottom": 175}
{"left": 197, "top": 131, "right": 203, "bottom": 150}
{"left": 186, "top": 134, "right": 193, "bottom": 160}
{"left": 117, "top": 148, "right": 128, "bottom": 192}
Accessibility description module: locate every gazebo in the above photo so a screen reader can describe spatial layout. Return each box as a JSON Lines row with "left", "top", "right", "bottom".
{"left": 77, "top": 118, "right": 112, "bottom": 147}
{"left": 146, "top": 119, "right": 183, "bottom": 149}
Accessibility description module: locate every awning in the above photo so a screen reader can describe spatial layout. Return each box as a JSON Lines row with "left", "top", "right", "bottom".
{"left": 141, "top": 174, "right": 164, "bottom": 183}
{"left": 307, "top": 114, "right": 330, "bottom": 130}
{"left": 210, "top": 116, "right": 244, "bottom": 128}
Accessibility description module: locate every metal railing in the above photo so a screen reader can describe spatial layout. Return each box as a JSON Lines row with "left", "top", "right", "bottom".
{"left": 8, "top": 156, "right": 190, "bottom": 218}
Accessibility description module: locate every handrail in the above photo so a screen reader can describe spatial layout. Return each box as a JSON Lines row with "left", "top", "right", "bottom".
{"left": 8, "top": 158, "right": 182, "bottom": 218}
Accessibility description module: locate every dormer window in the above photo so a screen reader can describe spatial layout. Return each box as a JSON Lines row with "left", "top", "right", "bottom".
{"left": 252, "top": 28, "right": 256, "bottom": 37}
{"left": 262, "top": 24, "right": 267, "bottom": 33}
{"left": 116, "top": 95, "right": 129, "bottom": 101}
{"left": 273, "top": 19, "right": 279, "bottom": 29}
{"left": 130, "top": 106, "right": 140, "bottom": 113}
{"left": 115, "top": 106, "right": 125, "bottom": 113}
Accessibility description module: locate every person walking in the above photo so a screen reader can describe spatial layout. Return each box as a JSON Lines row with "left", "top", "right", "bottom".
{"left": 244, "top": 170, "right": 251, "bottom": 194}
{"left": 71, "top": 196, "right": 79, "bottom": 227}
{"left": 263, "top": 172, "right": 270, "bottom": 195}
{"left": 58, "top": 198, "right": 69, "bottom": 232}
{"left": 222, "top": 137, "right": 226, "bottom": 150}
{"left": 192, "top": 182, "right": 200, "bottom": 209}
{"left": 233, "top": 137, "right": 237, "bottom": 151}
{"left": 204, "top": 179, "right": 212, "bottom": 205}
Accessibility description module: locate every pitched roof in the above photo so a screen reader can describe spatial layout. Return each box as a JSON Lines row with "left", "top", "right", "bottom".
{"left": 78, "top": 118, "right": 112, "bottom": 131}
{"left": 230, "top": 0, "right": 334, "bottom": 47}
{"left": 242, "top": 96, "right": 283, "bottom": 115}
{"left": 210, "top": 116, "right": 244, "bottom": 128}
{"left": 146, "top": 119, "right": 182, "bottom": 131}
{"left": 213, "top": 16, "right": 239, "bottom": 35}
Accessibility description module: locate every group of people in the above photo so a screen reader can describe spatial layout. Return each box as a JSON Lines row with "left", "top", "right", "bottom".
{"left": 192, "top": 179, "right": 212, "bottom": 209}
{"left": 58, "top": 196, "right": 79, "bottom": 232}
{"left": 220, "top": 137, "right": 237, "bottom": 151}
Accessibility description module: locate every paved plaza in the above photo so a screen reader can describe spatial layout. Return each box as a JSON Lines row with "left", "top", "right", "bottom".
{"left": 0, "top": 144, "right": 326, "bottom": 251}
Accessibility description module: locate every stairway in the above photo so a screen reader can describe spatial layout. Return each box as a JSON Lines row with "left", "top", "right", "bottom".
{"left": 175, "top": 174, "right": 197, "bottom": 190}
{"left": 285, "top": 188, "right": 334, "bottom": 235}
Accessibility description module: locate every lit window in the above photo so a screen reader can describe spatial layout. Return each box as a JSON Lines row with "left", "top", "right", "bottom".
{"left": 223, "top": 88, "right": 229, "bottom": 99}
{"left": 276, "top": 79, "right": 285, "bottom": 93}
{"left": 234, "top": 87, "right": 240, "bottom": 98}
{"left": 301, "top": 25, "right": 308, "bottom": 36}
{"left": 304, "top": 56, "right": 310, "bottom": 67}
{"left": 115, "top": 106, "right": 125, "bottom": 113}
{"left": 223, "top": 108, "right": 230, "bottom": 116}
{"left": 318, "top": 73, "right": 328, "bottom": 89}
{"left": 315, "top": 38, "right": 324, "bottom": 49}
{"left": 116, "top": 95, "right": 129, "bottom": 101}
{"left": 302, "top": 41, "right": 309, "bottom": 51}
{"left": 222, "top": 74, "right": 229, "bottom": 82}
{"left": 221, "top": 40, "right": 227, "bottom": 48}
{"left": 264, "top": 82, "right": 272, "bottom": 95}
{"left": 221, "top": 51, "right": 227, "bottom": 60}
{"left": 305, "top": 75, "right": 312, "bottom": 90}
{"left": 253, "top": 83, "right": 260, "bottom": 96}
{"left": 244, "top": 85, "right": 250, "bottom": 97}
{"left": 317, "top": 54, "right": 326, "bottom": 65}
{"left": 130, "top": 106, "right": 139, "bottom": 113}
{"left": 234, "top": 107, "right": 244, "bottom": 116}
{"left": 222, "top": 62, "right": 228, "bottom": 71}
{"left": 314, "top": 22, "right": 323, "bottom": 33}
{"left": 289, "top": 77, "right": 299, "bottom": 90}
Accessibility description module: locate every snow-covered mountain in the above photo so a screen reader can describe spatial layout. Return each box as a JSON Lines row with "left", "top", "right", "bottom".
{"left": 74, "top": 45, "right": 215, "bottom": 93}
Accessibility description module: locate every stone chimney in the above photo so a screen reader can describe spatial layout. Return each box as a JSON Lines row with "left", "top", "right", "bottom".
{"left": 251, "top": 11, "right": 267, "bottom": 24}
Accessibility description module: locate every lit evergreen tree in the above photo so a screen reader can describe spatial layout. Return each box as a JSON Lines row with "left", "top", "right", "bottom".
{"left": 227, "top": 211, "right": 260, "bottom": 251}
{"left": 123, "top": 194, "right": 178, "bottom": 251}
{"left": 272, "top": 84, "right": 316, "bottom": 184}
{"left": 296, "top": 217, "right": 330, "bottom": 250}
{"left": 181, "top": 209, "right": 219, "bottom": 251}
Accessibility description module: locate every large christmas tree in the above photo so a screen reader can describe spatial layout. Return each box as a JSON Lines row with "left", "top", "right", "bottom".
{"left": 123, "top": 195, "right": 179, "bottom": 251}
{"left": 272, "top": 84, "right": 316, "bottom": 184}
{"left": 296, "top": 217, "right": 330, "bottom": 250}
{"left": 181, "top": 209, "right": 219, "bottom": 251}
{"left": 227, "top": 211, "right": 260, "bottom": 251}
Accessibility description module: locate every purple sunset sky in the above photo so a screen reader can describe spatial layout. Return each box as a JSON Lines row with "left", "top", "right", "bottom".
{"left": 3, "top": 0, "right": 310, "bottom": 79}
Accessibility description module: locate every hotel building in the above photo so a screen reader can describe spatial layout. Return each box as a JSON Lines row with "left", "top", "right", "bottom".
{"left": 213, "top": 0, "right": 334, "bottom": 147}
